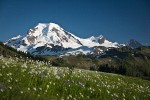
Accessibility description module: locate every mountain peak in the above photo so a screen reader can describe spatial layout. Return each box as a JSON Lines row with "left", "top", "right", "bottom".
{"left": 37, "top": 22, "right": 60, "bottom": 26}
{"left": 27, "top": 22, "right": 64, "bottom": 37}
{"left": 126, "top": 39, "right": 142, "bottom": 49}
{"left": 36, "top": 22, "right": 63, "bottom": 30}
{"left": 88, "top": 36, "right": 96, "bottom": 40}
{"left": 98, "top": 35, "right": 104, "bottom": 39}
{"left": 4, "top": 22, "right": 120, "bottom": 55}
{"left": 96, "top": 35, "right": 106, "bottom": 44}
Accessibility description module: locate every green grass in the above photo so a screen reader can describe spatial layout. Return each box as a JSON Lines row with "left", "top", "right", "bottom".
{"left": 0, "top": 56, "right": 150, "bottom": 100}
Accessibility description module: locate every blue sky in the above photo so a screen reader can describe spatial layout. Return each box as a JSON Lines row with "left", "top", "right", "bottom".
{"left": 0, "top": 0, "right": 150, "bottom": 45}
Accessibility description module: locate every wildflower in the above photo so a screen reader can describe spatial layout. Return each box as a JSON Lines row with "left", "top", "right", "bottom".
{"left": 89, "top": 87, "right": 92, "bottom": 90}
{"left": 69, "top": 94, "right": 72, "bottom": 98}
{"left": 114, "top": 93, "right": 118, "bottom": 98}
{"left": 46, "top": 85, "right": 49, "bottom": 89}
{"left": 33, "top": 87, "right": 36, "bottom": 91}
{"left": 80, "top": 93, "right": 84, "bottom": 98}
{"left": 49, "top": 82, "right": 51, "bottom": 84}
{"left": 87, "top": 96, "right": 90, "bottom": 98}
{"left": 9, "top": 73, "right": 12, "bottom": 76}
{"left": 2, "top": 66, "right": 5, "bottom": 69}
{"left": 28, "top": 88, "right": 30, "bottom": 91}
{"left": 20, "top": 91, "right": 23, "bottom": 94}
{"left": 7, "top": 80, "right": 11, "bottom": 83}
{"left": 123, "top": 93, "right": 125, "bottom": 97}
{"left": 56, "top": 75, "right": 60, "bottom": 79}
{"left": 73, "top": 98, "right": 76, "bottom": 100}
{"left": 99, "top": 89, "right": 101, "bottom": 92}
{"left": 45, "top": 90, "right": 47, "bottom": 93}
{"left": 39, "top": 87, "right": 42, "bottom": 91}
{"left": 0, "top": 89, "right": 3, "bottom": 92}
{"left": 67, "top": 96, "right": 69, "bottom": 99}
{"left": 38, "top": 94, "right": 40, "bottom": 97}
{"left": 9, "top": 86, "right": 12, "bottom": 90}
{"left": 107, "top": 90, "right": 110, "bottom": 94}
{"left": 15, "top": 80, "right": 18, "bottom": 82}
{"left": 133, "top": 95, "right": 136, "bottom": 100}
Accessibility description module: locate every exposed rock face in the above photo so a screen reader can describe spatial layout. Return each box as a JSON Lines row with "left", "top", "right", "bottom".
{"left": 98, "top": 35, "right": 106, "bottom": 44}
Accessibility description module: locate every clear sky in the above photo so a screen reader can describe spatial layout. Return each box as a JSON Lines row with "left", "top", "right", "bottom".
{"left": 0, "top": 0, "right": 150, "bottom": 45}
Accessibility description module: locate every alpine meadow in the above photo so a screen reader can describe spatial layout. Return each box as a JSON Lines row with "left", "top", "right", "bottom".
{"left": 0, "top": 0, "right": 150, "bottom": 100}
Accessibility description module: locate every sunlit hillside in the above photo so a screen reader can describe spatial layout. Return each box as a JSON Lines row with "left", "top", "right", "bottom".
{"left": 0, "top": 56, "right": 150, "bottom": 100}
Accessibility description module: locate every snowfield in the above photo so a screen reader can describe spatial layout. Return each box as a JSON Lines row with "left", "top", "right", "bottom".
{"left": 5, "top": 22, "right": 122, "bottom": 55}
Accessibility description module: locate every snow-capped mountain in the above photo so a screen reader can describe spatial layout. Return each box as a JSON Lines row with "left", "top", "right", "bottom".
{"left": 5, "top": 22, "right": 121, "bottom": 55}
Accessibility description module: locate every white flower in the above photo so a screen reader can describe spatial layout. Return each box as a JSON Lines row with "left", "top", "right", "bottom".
{"left": 33, "top": 87, "right": 36, "bottom": 91}
{"left": 0, "top": 89, "right": 3, "bottom": 92}
{"left": 7, "top": 80, "right": 11, "bottom": 83}
{"left": 80, "top": 93, "right": 84, "bottom": 98}
{"left": 107, "top": 90, "right": 110, "bottom": 94}
{"left": 39, "top": 87, "right": 42, "bottom": 91}
{"left": 20, "top": 91, "right": 23, "bottom": 94}
{"left": 9, "top": 73, "right": 12, "bottom": 76}
{"left": 2, "top": 66, "right": 5, "bottom": 69}
{"left": 45, "top": 90, "right": 47, "bottom": 93}
{"left": 38, "top": 94, "right": 40, "bottom": 97}
{"left": 69, "top": 94, "right": 72, "bottom": 98}
{"left": 123, "top": 93, "right": 125, "bottom": 97}
{"left": 56, "top": 75, "right": 60, "bottom": 79}
{"left": 133, "top": 95, "right": 136, "bottom": 100}
{"left": 46, "top": 85, "right": 49, "bottom": 88}
{"left": 28, "top": 88, "right": 30, "bottom": 91}
{"left": 9, "top": 86, "right": 12, "bottom": 90}
{"left": 0, "top": 73, "right": 3, "bottom": 76}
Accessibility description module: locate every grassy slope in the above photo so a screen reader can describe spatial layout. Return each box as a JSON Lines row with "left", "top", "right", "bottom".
{"left": 0, "top": 56, "right": 150, "bottom": 100}
{"left": 0, "top": 42, "right": 22, "bottom": 57}
{"left": 47, "top": 46, "right": 150, "bottom": 79}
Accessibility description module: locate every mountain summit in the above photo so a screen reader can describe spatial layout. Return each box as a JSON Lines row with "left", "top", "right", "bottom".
{"left": 126, "top": 39, "right": 142, "bottom": 49}
{"left": 5, "top": 22, "right": 120, "bottom": 55}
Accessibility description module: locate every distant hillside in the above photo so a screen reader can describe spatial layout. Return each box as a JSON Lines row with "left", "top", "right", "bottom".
{"left": 49, "top": 46, "right": 150, "bottom": 80}
{"left": 0, "top": 41, "right": 47, "bottom": 61}
{"left": 1, "top": 41, "right": 150, "bottom": 79}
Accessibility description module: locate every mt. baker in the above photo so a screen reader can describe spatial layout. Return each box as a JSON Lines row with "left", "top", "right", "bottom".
{"left": 5, "top": 23, "right": 121, "bottom": 55}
